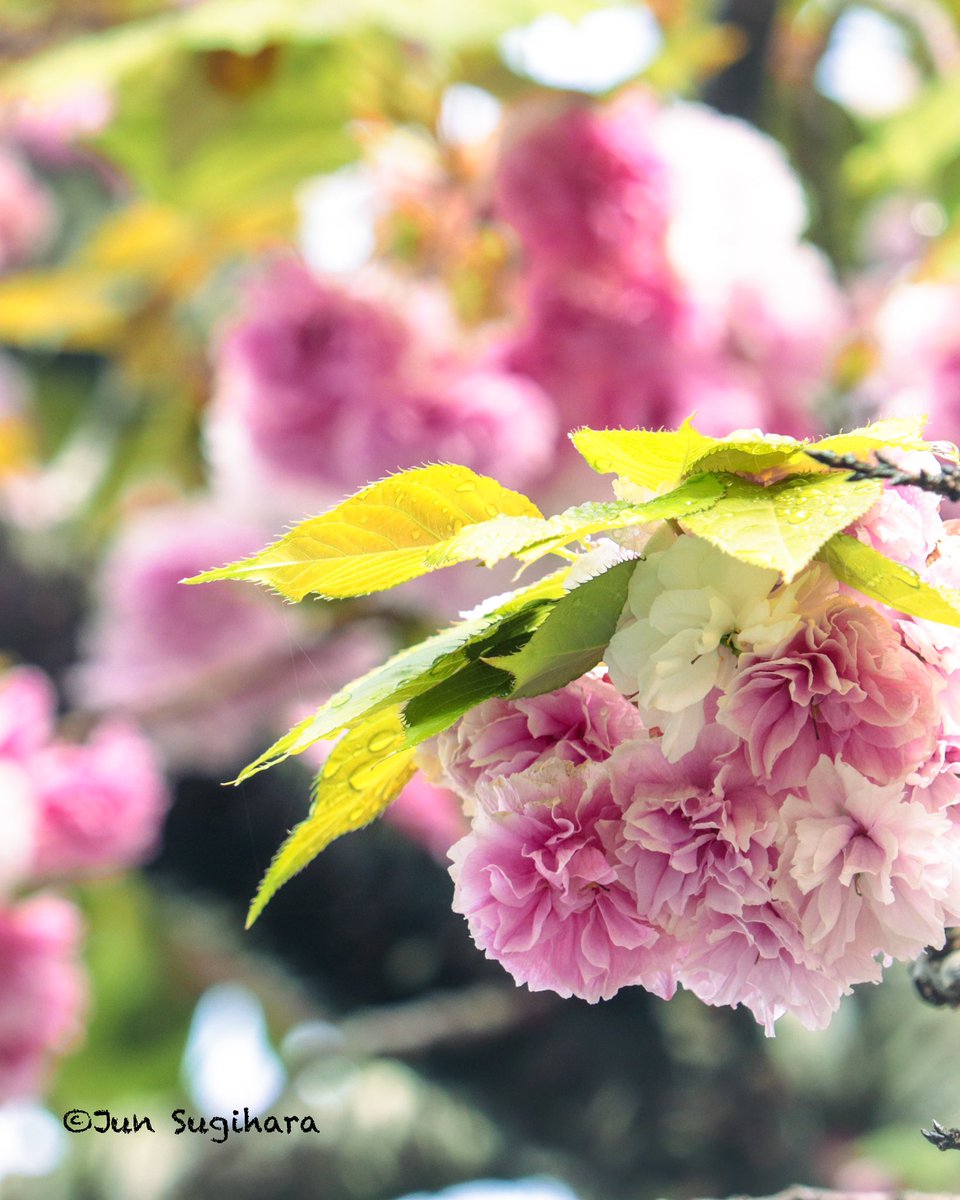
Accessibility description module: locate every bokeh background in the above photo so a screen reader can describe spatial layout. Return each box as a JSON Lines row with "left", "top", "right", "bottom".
{"left": 3, "top": 1, "right": 960, "bottom": 1197}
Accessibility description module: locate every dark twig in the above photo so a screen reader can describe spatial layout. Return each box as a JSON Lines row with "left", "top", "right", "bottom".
{"left": 804, "top": 449, "right": 960, "bottom": 501}
{"left": 921, "top": 1118, "right": 960, "bottom": 1151}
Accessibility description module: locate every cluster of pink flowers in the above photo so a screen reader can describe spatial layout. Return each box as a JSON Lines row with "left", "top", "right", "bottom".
{"left": 207, "top": 259, "right": 557, "bottom": 518}
{"left": 497, "top": 92, "right": 846, "bottom": 442}
{"left": 205, "top": 89, "right": 843, "bottom": 527}
{"left": 0, "top": 664, "right": 168, "bottom": 1098}
{"left": 422, "top": 477, "right": 960, "bottom": 1033}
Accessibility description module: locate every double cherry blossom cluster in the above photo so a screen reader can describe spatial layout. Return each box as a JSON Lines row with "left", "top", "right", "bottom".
{"left": 421, "top": 467, "right": 960, "bottom": 1033}
{"left": 0, "top": 665, "right": 167, "bottom": 1098}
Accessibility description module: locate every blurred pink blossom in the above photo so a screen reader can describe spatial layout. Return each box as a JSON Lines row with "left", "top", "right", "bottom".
{"left": 347, "top": 366, "right": 557, "bottom": 491}
{"left": 866, "top": 281, "right": 960, "bottom": 437}
{"left": 210, "top": 258, "right": 411, "bottom": 497}
{"left": 0, "top": 666, "right": 56, "bottom": 761}
{"left": 383, "top": 775, "right": 468, "bottom": 861}
{"left": 31, "top": 719, "right": 168, "bottom": 878}
{"left": 0, "top": 895, "right": 86, "bottom": 1100}
{"left": 3, "top": 85, "right": 113, "bottom": 164}
{"left": 208, "top": 259, "right": 558, "bottom": 513}
{"left": 496, "top": 94, "right": 841, "bottom": 440}
{"left": 72, "top": 503, "right": 306, "bottom": 771}
{"left": 495, "top": 92, "right": 671, "bottom": 284}
{"left": 0, "top": 146, "right": 57, "bottom": 271}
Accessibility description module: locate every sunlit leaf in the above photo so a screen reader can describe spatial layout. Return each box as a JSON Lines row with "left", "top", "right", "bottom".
{"left": 844, "top": 74, "right": 960, "bottom": 195}
{"left": 184, "top": 464, "right": 542, "bottom": 600}
{"left": 233, "top": 569, "right": 567, "bottom": 781}
{"left": 486, "top": 560, "right": 637, "bottom": 699}
{"left": 401, "top": 659, "right": 514, "bottom": 745}
{"left": 820, "top": 534, "right": 960, "bottom": 628}
{"left": 245, "top": 707, "right": 416, "bottom": 927}
{"left": 811, "top": 415, "right": 955, "bottom": 461}
{"left": 682, "top": 473, "right": 883, "bottom": 581}
{"left": 571, "top": 418, "right": 716, "bottom": 489}
{"left": 425, "top": 474, "right": 725, "bottom": 568}
{"left": 0, "top": 266, "right": 129, "bottom": 350}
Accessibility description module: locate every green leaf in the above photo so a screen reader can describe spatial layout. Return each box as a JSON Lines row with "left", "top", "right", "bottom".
{"left": 425, "top": 474, "right": 725, "bottom": 568}
{"left": 571, "top": 415, "right": 950, "bottom": 495}
{"left": 233, "top": 569, "right": 568, "bottom": 781}
{"left": 402, "top": 659, "right": 513, "bottom": 745}
{"left": 184, "top": 464, "right": 542, "bottom": 601}
{"left": 810, "top": 415, "right": 955, "bottom": 461}
{"left": 844, "top": 73, "right": 960, "bottom": 195}
{"left": 682, "top": 473, "right": 884, "bottom": 581}
{"left": 819, "top": 534, "right": 960, "bottom": 628}
{"left": 571, "top": 418, "right": 716, "bottom": 489}
{"left": 689, "top": 436, "right": 807, "bottom": 477}
{"left": 486, "top": 560, "right": 637, "bottom": 699}
{"left": 246, "top": 706, "right": 416, "bottom": 928}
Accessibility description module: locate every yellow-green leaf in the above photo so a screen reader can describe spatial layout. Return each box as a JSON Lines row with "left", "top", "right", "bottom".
{"left": 682, "top": 473, "right": 884, "bottom": 581}
{"left": 572, "top": 415, "right": 951, "bottom": 495}
{"left": 184, "top": 464, "right": 542, "bottom": 600}
{"left": 245, "top": 707, "right": 416, "bottom": 928}
{"left": 233, "top": 567, "right": 568, "bottom": 782}
{"left": 486, "top": 560, "right": 637, "bottom": 699}
{"left": 810, "top": 415, "right": 955, "bottom": 462}
{"left": 820, "top": 534, "right": 960, "bottom": 628}
{"left": 0, "top": 266, "right": 131, "bottom": 350}
{"left": 571, "top": 418, "right": 715, "bottom": 489}
{"left": 425, "top": 474, "right": 725, "bottom": 568}
{"left": 689, "top": 436, "right": 806, "bottom": 477}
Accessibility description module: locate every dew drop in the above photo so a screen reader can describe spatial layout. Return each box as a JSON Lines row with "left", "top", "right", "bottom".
{"left": 408, "top": 530, "right": 422, "bottom": 541}
{"left": 368, "top": 729, "right": 397, "bottom": 753}
{"left": 329, "top": 692, "right": 351, "bottom": 709}
{"left": 485, "top": 504, "right": 500, "bottom": 517}
{"left": 785, "top": 509, "right": 808, "bottom": 525}
{"left": 348, "top": 766, "right": 370, "bottom": 791}
{"left": 455, "top": 481, "right": 477, "bottom": 494}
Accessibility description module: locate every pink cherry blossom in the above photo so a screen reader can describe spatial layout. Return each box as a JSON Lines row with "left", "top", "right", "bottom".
{"left": 775, "top": 757, "right": 960, "bottom": 972}
{"left": 495, "top": 92, "right": 671, "bottom": 284}
{"left": 848, "top": 462, "right": 944, "bottom": 574}
{"left": 31, "top": 720, "right": 168, "bottom": 878}
{"left": 502, "top": 276, "right": 691, "bottom": 435}
{"left": 0, "top": 666, "right": 56, "bottom": 761}
{"left": 431, "top": 676, "right": 645, "bottom": 809}
{"left": 677, "top": 902, "right": 850, "bottom": 1036}
{"left": 208, "top": 257, "right": 412, "bottom": 503}
{"left": 718, "top": 599, "right": 939, "bottom": 791}
{"left": 609, "top": 727, "right": 778, "bottom": 932}
{"left": 0, "top": 895, "right": 86, "bottom": 1100}
{"left": 346, "top": 366, "right": 558, "bottom": 490}
{"left": 72, "top": 503, "right": 307, "bottom": 770}
{"left": 449, "top": 761, "right": 678, "bottom": 1003}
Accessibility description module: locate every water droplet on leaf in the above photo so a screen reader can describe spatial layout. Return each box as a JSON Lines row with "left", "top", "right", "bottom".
{"left": 368, "top": 729, "right": 397, "bottom": 753}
